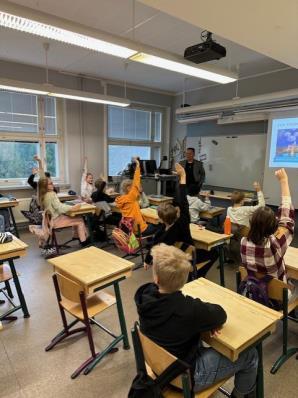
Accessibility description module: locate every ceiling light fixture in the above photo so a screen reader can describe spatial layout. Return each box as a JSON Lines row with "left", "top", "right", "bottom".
{"left": 0, "top": 79, "right": 130, "bottom": 107}
{"left": 0, "top": 11, "right": 137, "bottom": 59}
{"left": 130, "top": 53, "right": 236, "bottom": 84}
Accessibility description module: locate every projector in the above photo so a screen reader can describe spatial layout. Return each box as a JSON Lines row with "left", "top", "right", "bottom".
{"left": 184, "top": 37, "right": 226, "bottom": 64}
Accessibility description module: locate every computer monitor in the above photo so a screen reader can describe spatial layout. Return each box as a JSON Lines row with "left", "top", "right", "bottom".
{"left": 144, "top": 160, "right": 157, "bottom": 174}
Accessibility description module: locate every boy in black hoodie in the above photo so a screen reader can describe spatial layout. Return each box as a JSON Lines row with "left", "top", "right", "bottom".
{"left": 144, "top": 163, "right": 217, "bottom": 278}
{"left": 135, "top": 244, "right": 258, "bottom": 397}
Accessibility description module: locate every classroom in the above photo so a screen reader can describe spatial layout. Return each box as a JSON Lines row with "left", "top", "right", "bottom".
{"left": 0, "top": 1, "right": 297, "bottom": 397}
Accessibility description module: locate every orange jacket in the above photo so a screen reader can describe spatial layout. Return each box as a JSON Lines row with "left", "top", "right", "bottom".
{"left": 115, "top": 165, "right": 147, "bottom": 233}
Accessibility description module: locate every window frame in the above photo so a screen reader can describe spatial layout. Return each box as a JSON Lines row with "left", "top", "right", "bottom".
{"left": 107, "top": 103, "right": 166, "bottom": 176}
{"left": 0, "top": 95, "right": 65, "bottom": 186}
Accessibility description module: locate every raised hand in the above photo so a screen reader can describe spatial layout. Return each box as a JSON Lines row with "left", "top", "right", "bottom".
{"left": 253, "top": 181, "right": 261, "bottom": 192}
{"left": 275, "top": 168, "right": 288, "bottom": 182}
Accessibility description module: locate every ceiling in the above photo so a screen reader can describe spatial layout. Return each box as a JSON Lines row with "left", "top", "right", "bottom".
{"left": 0, "top": 0, "right": 290, "bottom": 94}
{"left": 139, "top": 0, "right": 298, "bottom": 69}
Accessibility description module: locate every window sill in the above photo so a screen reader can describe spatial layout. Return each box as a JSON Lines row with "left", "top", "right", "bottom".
{"left": 0, "top": 183, "right": 71, "bottom": 191}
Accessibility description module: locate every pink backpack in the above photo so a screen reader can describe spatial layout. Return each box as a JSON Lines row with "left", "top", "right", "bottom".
{"left": 112, "top": 217, "right": 140, "bottom": 254}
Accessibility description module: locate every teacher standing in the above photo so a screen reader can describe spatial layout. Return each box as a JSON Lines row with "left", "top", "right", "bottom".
{"left": 179, "top": 147, "right": 205, "bottom": 191}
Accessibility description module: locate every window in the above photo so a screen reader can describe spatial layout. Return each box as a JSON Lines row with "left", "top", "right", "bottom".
{"left": 108, "top": 105, "right": 163, "bottom": 175}
{"left": 0, "top": 91, "right": 64, "bottom": 185}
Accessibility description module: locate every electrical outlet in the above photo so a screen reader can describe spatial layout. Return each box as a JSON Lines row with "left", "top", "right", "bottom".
{"left": 209, "top": 164, "right": 213, "bottom": 171}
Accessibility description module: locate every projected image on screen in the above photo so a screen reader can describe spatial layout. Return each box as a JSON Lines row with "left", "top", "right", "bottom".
{"left": 269, "top": 118, "right": 298, "bottom": 168}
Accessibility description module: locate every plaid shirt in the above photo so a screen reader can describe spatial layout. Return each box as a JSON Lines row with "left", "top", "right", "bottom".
{"left": 240, "top": 196, "right": 295, "bottom": 282}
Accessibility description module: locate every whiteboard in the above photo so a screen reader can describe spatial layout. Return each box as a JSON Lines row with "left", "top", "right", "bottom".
{"left": 187, "top": 134, "right": 266, "bottom": 190}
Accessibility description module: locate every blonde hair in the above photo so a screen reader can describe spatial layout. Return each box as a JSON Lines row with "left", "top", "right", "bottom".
{"left": 121, "top": 179, "right": 133, "bottom": 194}
{"left": 152, "top": 244, "right": 191, "bottom": 293}
{"left": 157, "top": 203, "right": 179, "bottom": 225}
{"left": 38, "top": 178, "right": 49, "bottom": 210}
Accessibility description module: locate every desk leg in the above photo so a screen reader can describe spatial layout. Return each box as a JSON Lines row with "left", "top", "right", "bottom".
{"left": 218, "top": 245, "right": 225, "bottom": 287}
{"left": 86, "top": 214, "right": 94, "bottom": 245}
{"left": 9, "top": 208, "right": 19, "bottom": 238}
{"left": 9, "top": 259, "right": 29, "bottom": 318}
{"left": 114, "top": 281, "right": 130, "bottom": 350}
{"left": 256, "top": 342, "right": 264, "bottom": 398}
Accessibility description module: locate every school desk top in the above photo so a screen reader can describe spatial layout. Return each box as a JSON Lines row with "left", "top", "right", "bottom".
{"left": 200, "top": 206, "right": 225, "bottom": 219}
{"left": 0, "top": 198, "right": 19, "bottom": 209}
{"left": 48, "top": 246, "right": 133, "bottom": 294}
{"left": 67, "top": 203, "right": 96, "bottom": 217}
{"left": 148, "top": 195, "right": 173, "bottom": 205}
{"left": 182, "top": 278, "right": 282, "bottom": 361}
{"left": 57, "top": 192, "right": 78, "bottom": 202}
{"left": 284, "top": 246, "right": 298, "bottom": 280}
{"left": 0, "top": 235, "right": 28, "bottom": 261}
{"left": 190, "top": 223, "right": 231, "bottom": 251}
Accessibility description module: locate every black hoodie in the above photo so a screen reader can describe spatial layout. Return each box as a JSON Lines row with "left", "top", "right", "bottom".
{"left": 135, "top": 283, "right": 227, "bottom": 361}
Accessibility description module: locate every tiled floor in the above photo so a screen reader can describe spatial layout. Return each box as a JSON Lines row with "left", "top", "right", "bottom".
{"left": 0, "top": 229, "right": 297, "bottom": 398}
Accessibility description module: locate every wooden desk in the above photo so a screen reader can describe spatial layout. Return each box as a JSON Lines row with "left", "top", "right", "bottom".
{"left": 67, "top": 204, "right": 96, "bottom": 244}
{"left": 57, "top": 192, "right": 78, "bottom": 202}
{"left": 200, "top": 191, "right": 254, "bottom": 204}
{"left": 141, "top": 208, "right": 160, "bottom": 225}
{"left": 200, "top": 206, "right": 225, "bottom": 225}
{"left": 190, "top": 223, "right": 231, "bottom": 286}
{"left": 183, "top": 278, "right": 281, "bottom": 398}
{"left": 48, "top": 247, "right": 133, "bottom": 368}
{"left": 48, "top": 246, "right": 133, "bottom": 294}
{"left": 284, "top": 246, "right": 298, "bottom": 280}
{"left": 0, "top": 235, "right": 30, "bottom": 321}
{"left": 0, "top": 199, "right": 20, "bottom": 238}
{"left": 148, "top": 195, "right": 173, "bottom": 206}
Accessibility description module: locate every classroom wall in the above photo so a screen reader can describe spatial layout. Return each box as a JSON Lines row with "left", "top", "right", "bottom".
{"left": 170, "top": 67, "right": 298, "bottom": 184}
{"left": 0, "top": 60, "right": 173, "bottom": 195}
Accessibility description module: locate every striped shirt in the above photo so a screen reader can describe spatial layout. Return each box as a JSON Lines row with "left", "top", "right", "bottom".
{"left": 240, "top": 196, "right": 295, "bottom": 283}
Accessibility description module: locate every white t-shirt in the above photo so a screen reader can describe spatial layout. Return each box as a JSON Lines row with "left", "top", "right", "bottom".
{"left": 227, "top": 191, "right": 265, "bottom": 228}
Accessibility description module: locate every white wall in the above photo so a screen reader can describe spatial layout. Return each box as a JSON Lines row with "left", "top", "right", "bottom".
{"left": 0, "top": 60, "right": 173, "bottom": 196}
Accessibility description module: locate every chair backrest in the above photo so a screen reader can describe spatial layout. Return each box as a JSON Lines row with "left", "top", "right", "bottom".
{"left": 174, "top": 242, "right": 197, "bottom": 280}
{"left": 231, "top": 223, "right": 249, "bottom": 239}
{"left": 137, "top": 328, "right": 186, "bottom": 389}
{"left": 56, "top": 272, "right": 83, "bottom": 303}
{"left": 238, "top": 266, "right": 288, "bottom": 302}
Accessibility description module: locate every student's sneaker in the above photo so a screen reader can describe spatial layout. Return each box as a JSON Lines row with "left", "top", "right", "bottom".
{"left": 0, "top": 299, "right": 5, "bottom": 305}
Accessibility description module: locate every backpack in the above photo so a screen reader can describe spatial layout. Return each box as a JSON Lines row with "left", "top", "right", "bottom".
{"left": 112, "top": 217, "right": 140, "bottom": 254}
{"left": 128, "top": 324, "right": 191, "bottom": 398}
{"left": 239, "top": 273, "right": 274, "bottom": 308}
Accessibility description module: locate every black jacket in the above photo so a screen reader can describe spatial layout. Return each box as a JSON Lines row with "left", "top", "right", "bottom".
{"left": 27, "top": 174, "right": 37, "bottom": 190}
{"left": 91, "top": 190, "right": 114, "bottom": 204}
{"left": 179, "top": 159, "right": 205, "bottom": 188}
{"left": 135, "top": 283, "right": 227, "bottom": 361}
{"left": 145, "top": 184, "right": 193, "bottom": 264}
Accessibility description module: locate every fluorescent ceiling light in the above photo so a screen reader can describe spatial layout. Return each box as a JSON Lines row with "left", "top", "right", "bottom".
{"left": 48, "top": 87, "right": 130, "bottom": 107}
{"left": 0, "top": 79, "right": 130, "bottom": 107}
{"left": 130, "top": 53, "right": 236, "bottom": 84}
{"left": 0, "top": 11, "right": 137, "bottom": 59}
{"left": 0, "top": 84, "right": 48, "bottom": 95}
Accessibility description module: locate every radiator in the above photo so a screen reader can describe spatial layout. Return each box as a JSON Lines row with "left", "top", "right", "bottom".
{"left": 12, "top": 197, "right": 32, "bottom": 224}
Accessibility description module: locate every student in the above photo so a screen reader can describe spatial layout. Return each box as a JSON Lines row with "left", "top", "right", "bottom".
{"left": 187, "top": 184, "right": 211, "bottom": 223}
{"left": 135, "top": 244, "right": 258, "bottom": 397}
{"left": 144, "top": 163, "right": 218, "bottom": 278}
{"left": 115, "top": 158, "right": 156, "bottom": 236}
{"left": 81, "top": 157, "right": 95, "bottom": 203}
{"left": 91, "top": 179, "right": 121, "bottom": 226}
{"left": 227, "top": 183, "right": 265, "bottom": 228}
{"left": 27, "top": 156, "right": 56, "bottom": 192}
{"left": 241, "top": 168, "right": 297, "bottom": 300}
{"left": 38, "top": 176, "right": 88, "bottom": 245}
{"left": 138, "top": 186, "right": 150, "bottom": 209}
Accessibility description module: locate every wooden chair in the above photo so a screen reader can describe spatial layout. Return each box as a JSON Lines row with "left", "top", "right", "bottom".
{"left": 236, "top": 266, "right": 298, "bottom": 374}
{"left": 45, "top": 272, "right": 117, "bottom": 379}
{"left": 175, "top": 242, "right": 210, "bottom": 281}
{"left": 131, "top": 323, "right": 230, "bottom": 397}
{"left": 0, "top": 262, "right": 17, "bottom": 322}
